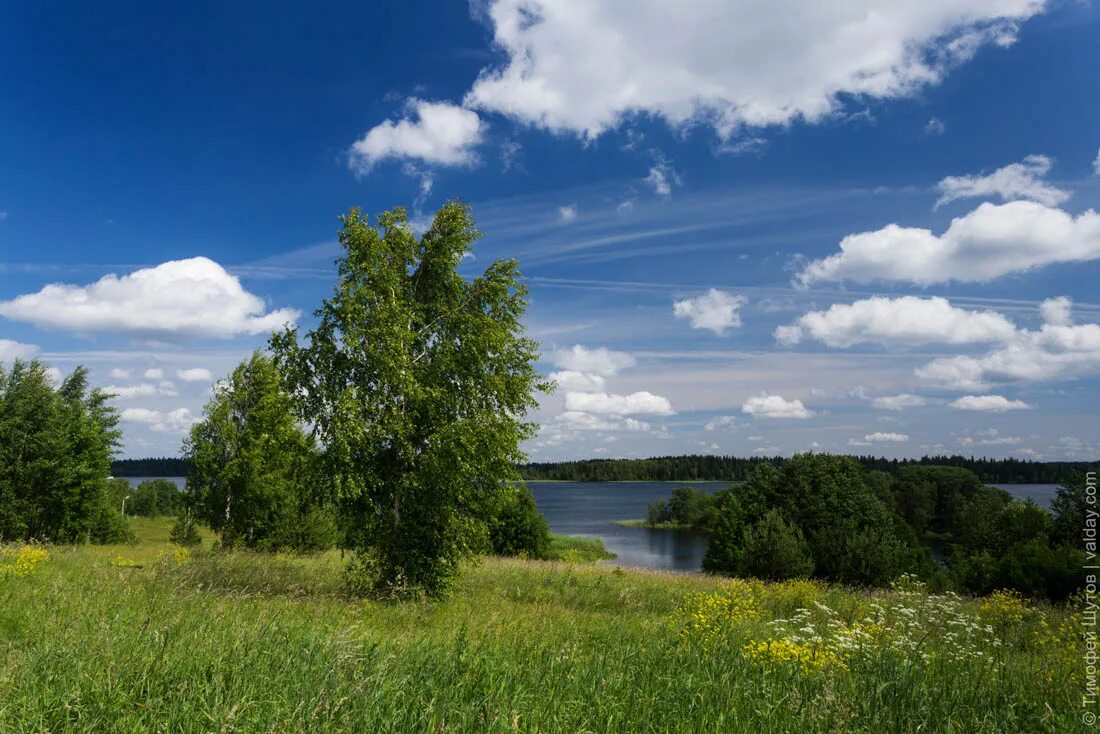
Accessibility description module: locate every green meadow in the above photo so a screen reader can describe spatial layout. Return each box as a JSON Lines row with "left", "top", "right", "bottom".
{"left": 0, "top": 519, "right": 1086, "bottom": 733}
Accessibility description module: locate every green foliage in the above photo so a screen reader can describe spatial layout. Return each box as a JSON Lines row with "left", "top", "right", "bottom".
{"left": 271, "top": 203, "right": 547, "bottom": 596}
{"left": 0, "top": 360, "right": 122, "bottom": 543}
{"left": 1050, "top": 472, "right": 1090, "bottom": 546}
{"left": 122, "top": 478, "right": 183, "bottom": 518}
{"left": 169, "top": 512, "right": 203, "bottom": 547}
{"left": 184, "top": 352, "right": 331, "bottom": 552}
{"left": 489, "top": 485, "right": 551, "bottom": 559}
{"left": 739, "top": 509, "right": 814, "bottom": 580}
{"left": 701, "top": 492, "right": 746, "bottom": 573}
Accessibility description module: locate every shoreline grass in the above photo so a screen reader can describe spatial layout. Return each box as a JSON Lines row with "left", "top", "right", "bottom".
{"left": 0, "top": 519, "right": 1083, "bottom": 732}
{"left": 614, "top": 518, "right": 703, "bottom": 531}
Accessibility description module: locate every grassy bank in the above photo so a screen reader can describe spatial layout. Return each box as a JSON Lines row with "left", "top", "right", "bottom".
{"left": 0, "top": 521, "right": 1085, "bottom": 733}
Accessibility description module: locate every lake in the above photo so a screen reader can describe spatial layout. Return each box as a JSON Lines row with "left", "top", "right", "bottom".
{"left": 121, "top": 477, "right": 1063, "bottom": 572}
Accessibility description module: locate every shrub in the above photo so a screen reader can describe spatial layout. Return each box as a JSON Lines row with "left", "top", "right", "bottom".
{"left": 489, "top": 485, "right": 550, "bottom": 559}
{"left": 701, "top": 492, "right": 746, "bottom": 574}
{"left": 169, "top": 513, "right": 202, "bottom": 547}
{"left": 740, "top": 510, "right": 813, "bottom": 581}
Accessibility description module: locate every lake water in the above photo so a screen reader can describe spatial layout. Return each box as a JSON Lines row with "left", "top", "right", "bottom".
{"left": 121, "top": 477, "right": 1062, "bottom": 572}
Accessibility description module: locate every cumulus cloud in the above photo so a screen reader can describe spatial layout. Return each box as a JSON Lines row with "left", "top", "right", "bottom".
{"left": 349, "top": 99, "right": 483, "bottom": 172}
{"left": 1039, "top": 295, "right": 1072, "bottom": 327}
{"left": 925, "top": 117, "right": 946, "bottom": 136}
{"left": 121, "top": 407, "right": 200, "bottom": 434}
{"left": 564, "top": 391, "right": 674, "bottom": 416}
{"left": 917, "top": 297, "right": 1100, "bottom": 390}
{"left": 548, "top": 370, "right": 606, "bottom": 392}
{"left": 0, "top": 339, "right": 39, "bottom": 363}
{"left": 464, "top": 0, "right": 1043, "bottom": 138}
{"left": 935, "top": 154, "right": 1069, "bottom": 208}
{"left": 0, "top": 257, "right": 300, "bottom": 338}
{"left": 864, "top": 432, "right": 909, "bottom": 442}
{"left": 552, "top": 345, "right": 635, "bottom": 376}
{"left": 797, "top": 201, "right": 1100, "bottom": 287}
{"left": 742, "top": 394, "right": 814, "bottom": 419}
{"left": 776, "top": 296, "right": 1016, "bottom": 347}
{"left": 176, "top": 368, "right": 213, "bottom": 382}
{"left": 144, "top": 368, "right": 164, "bottom": 380}
{"left": 109, "top": 368, "right": 131, "bottom": 380}
{"left": 555, "top": 410, "right": 653, "bottom": 432}
{"left": 558, "top": 205, "right": 578, "bottom": 223}
{"left": 104, "top": 382, "right": 178, "bottom": 400}
{"left": 674, "top": 289, "right": 747, "bottom": 335}
{"left": 948, "top": 395, "right": 1030, "bottom": 411}
{"left": 871, "top": 394, "right": 929, "bottom": 411}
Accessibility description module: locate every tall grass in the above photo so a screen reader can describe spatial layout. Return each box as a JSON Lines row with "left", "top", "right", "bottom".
{"left": 0, "top": 520, "right": 1086, "bottom": 733}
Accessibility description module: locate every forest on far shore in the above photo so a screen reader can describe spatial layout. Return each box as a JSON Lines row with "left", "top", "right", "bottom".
{"left": 113, "top": 453, "right": 1092, "bottom": 484}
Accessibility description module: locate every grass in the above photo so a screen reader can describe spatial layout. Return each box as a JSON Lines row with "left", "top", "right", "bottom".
{"left": 0, "top": 519, "right": 1087, "bottom": 733}
{"left": 545, "top": 533, "right": 616, "bottom": 562}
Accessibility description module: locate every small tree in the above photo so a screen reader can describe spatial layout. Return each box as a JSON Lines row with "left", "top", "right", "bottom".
{"left": 272, "top": 203, "right": 548, "bottom": 596}
{"left": 701, "top": 492, "right": 747, "bottom": 574}
{"left": 184, "top": 352, "right": 326, "bottom": 551}
{"left": 488, "top": 485, "right": 550, "bottom": 559}
{"left": 169, "top": 512, "right": 202, "bottom": 547}
{"left": 740, "top": 509, "right": 813, "bottom": 580}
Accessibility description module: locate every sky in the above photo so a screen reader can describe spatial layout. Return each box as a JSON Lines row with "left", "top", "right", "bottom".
{"left": 1, "top": 1, "right": 1099, "bottom": 462}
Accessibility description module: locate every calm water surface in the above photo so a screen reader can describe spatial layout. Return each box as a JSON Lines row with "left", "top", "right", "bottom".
{"left": 123, "top": 477, "right": 1062, "bottom": 572}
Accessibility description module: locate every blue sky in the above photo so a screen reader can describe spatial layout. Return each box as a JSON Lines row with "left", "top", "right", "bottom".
{"left": 1, "top": 1, "right": 1098, "bottom": 461}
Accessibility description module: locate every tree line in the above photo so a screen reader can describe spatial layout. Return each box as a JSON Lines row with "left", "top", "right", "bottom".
{"left": 519, "top": 454, "right": 1090, "bottom": 483}
{"left": 646, "top": 458, "right": 1087, "bottom": 600}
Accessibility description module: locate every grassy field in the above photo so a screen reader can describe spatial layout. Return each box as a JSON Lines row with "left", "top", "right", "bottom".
{"left": 0, "top": 520, "right": 1087, "bottom": 733}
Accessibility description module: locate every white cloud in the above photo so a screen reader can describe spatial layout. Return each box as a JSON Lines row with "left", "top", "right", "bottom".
{"left": 121, "top": 407, "right": 200, "bottom": 434}
{"left": 555, "top": 410, "right": 653, "bottom": 432}
{"left": 349, "top": 99, "right": 483, "bottom": 172}
{"left": 0, "top": 257, "right": 300, "bottom": 338}
{"left": 864, "top": 431, "right": 909, "bottom": 442}
{"left": 674, "top": 289, "right": 747, "bottom": 335}
{"left": 0, "top": 339, "right": 39, "bottom": 363}
{"left": 1093, "top": 147, "right": 1100, "bottom": 176}
{"left": 552, "top": 345, "right": 635, "bottom": 376}
{"left": 935, "top": 154, "right": 1069, "bottom": 208}
{"left": 704, "top": 415, "right": 740, "bottom": 431}
{"left": 917, "top": 298, "right": 1100, "bottom": 389}
{"left": 644, "top": 155, "right": 681, "bottom": 198}
{"left": 548, "top": 370, "right": 606, "bottom": 392}
{"left": 1039, "top": 295, "right": 1072, "bottom": 327}
{"left": 871, "top": 394, "right": 929, "bottom": 411}
{"left": 948, "top": 394, "right": 1030, "bottom": 411}
{"left": 109, "top": 368, "right": 131, "bottom": 379}
{"left": 106, "top": 380, "right": 178, "bottom": 399}
{"left": 558, "top": 204, "right": 578, "bottom": 223}
{"left": 925, "top": 117, "right": 946, "bottom": 136}
{"left": 176, "top": 368, "right": 213, "bottom": 382}
{"left": 797, "top": 201, "right": 1100, "bottom": 287}
{"left": 742, "top": 394, "right": 814, "bottom": 419}
{"left": 564, "top": 391, "right": 674, "bottom": 416}
{"left": 144, "top": 368, "right": 164, "bottom": 380}
{"left": 464, "top": 0, "right": 1043, "bottom": 138}
{"left": 776, "top": 296, "right": 1016, "bottom": 347}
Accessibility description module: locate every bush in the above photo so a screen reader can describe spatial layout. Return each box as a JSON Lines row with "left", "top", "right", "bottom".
{"left": 701, "top": 492, "right": 747, "bottom": 574}
{"left": 169, "top": 513, "right": 202, "bottom": 547}
{"left": 489, "top": 485, "right": 551, "bottom": 559}
{"left": 740, "top": 510, "right": 813, "bottom": 581}
{"left": 88, "top": 503, "right": 135, "bottom": 544}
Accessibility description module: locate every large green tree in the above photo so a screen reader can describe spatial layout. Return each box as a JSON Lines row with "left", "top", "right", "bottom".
{"left": 271, "top": 202, "right": 547, "bottom": 595}
{"left": 0, "top": 360, "right": 124, "bottom": 543}
{"left": 184, "top": 352, "right": 333, "bottom": 551}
